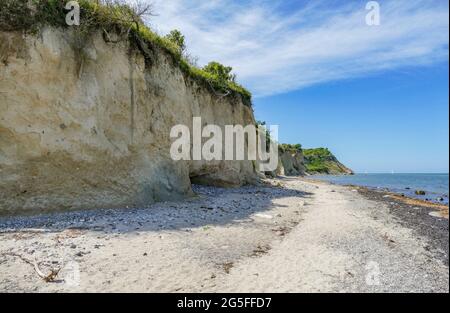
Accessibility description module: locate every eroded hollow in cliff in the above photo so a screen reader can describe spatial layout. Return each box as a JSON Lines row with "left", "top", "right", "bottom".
{"left": 190, "top": 174, "right": 239, "bottom": 188}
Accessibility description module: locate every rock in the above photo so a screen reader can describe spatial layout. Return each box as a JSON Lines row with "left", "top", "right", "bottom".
{"left": 254, "top": 213, "right": 273, "bottom": 219}
{"left": 415, "top": 190, "right": 426, "bottom": 196}
{"left": 429, "top": 211, "right": 444, "bottom": 218}
{"left": 70, "top": 244, "right": 77, "bottom": 249}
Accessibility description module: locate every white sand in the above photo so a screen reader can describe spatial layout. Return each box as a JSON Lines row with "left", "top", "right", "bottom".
{"left": 0, "top": 177, "right": 448, "bottom": 292}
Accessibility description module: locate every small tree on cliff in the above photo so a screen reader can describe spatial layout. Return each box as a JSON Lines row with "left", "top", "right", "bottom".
{"left": 202, "top": 62, "right": 236, "bottom": 84}
{"left": 165, "top": 29, "right": 186, "bottom": 53}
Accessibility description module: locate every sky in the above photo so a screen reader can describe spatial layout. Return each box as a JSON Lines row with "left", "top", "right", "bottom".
{"left": 144, "top": 0, "right": 449, "bottom": 173}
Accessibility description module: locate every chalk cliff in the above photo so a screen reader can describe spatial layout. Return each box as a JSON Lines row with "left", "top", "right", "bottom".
{"left": 0, "top": 28, "right": 258, "bottom": 214}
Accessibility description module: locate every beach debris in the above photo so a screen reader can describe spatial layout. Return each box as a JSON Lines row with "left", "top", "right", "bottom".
{"left": 271, "top": 226, "right": 290, "bottom": 237}
{"left": 382, "top": 233, "right": 396, "bottom": 246}
{"left": 222, "top": 262, "right": 234, "bottom": 274}
{"left": 429, "top": 211, "right": 444, "bottom": 219}
{"left": 415, "top": 190, "right": 426, "bottom": 196}
{"left": 2, "top": 252, "right": 61, "bottom": 282}
{"left": 75, "top": 251, "right": 90, "bottom": 257}
{"left": 254, "top": 213, "right": 273, "bottom": 219}
{"left": 251, "top": 245, "right": 271, "bottom": 257}
{"left": 383, "top": 195, "right": 390, "bottom": 198}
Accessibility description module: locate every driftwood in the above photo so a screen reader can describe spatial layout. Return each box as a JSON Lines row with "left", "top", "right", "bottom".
{"left": 2, "top": 252, "right": 61, "bottom": 282}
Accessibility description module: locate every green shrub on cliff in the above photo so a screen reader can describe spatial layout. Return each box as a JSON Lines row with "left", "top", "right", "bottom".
{"left": 303, "top": 148, "right": 353, "bottom": 175}
{"left": 165, "top": 29, "right": 186, "bottom": 54}
{"left": 304, "top": 160, "right": 330, "bottom": 173}
{"left": 279, "top": 144, "right": 302, "bottom": 153}
{"left": 0, "top": 0, "right": 35, "bottom": 31}
{"left": 0, "top": 0, "right": 252, "bottom": 105}
{"left": 303, "top": 148, "right": 333, "bottom": 159}
{"left": 303, "top": 148, "right": 333, "bottom": 173}
{"left": 203, "top": 62, "right": 236, "bottom": 83}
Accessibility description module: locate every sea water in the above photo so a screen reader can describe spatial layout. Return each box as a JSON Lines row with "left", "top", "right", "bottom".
{"left": 311, "top": 173, "right": 449, "bottom": 204}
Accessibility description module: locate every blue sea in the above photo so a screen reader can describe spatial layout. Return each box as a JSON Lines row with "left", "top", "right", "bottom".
{"left": 311, "top": 173, "right": 449, "bottom": 204}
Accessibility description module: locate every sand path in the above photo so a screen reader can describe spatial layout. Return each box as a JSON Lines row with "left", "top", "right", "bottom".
{"left": 0, "top": 178, "right": 448, "bottom": 292}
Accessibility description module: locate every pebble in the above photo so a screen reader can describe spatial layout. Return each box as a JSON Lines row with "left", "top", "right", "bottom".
{"left": 254, "top": 214, "right": 273, "bottom": 219}
{"left": 429, "top": 211, "right": 444, "bottom": 219}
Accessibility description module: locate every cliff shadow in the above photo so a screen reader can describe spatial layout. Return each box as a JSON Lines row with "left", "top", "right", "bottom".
{"left": 0, "top": 177, "right": 313, "bottom": 235}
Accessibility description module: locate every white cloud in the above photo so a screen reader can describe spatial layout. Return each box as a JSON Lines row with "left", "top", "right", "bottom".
{"left": 144, "top": 0, "right": 449, "bottom": 97}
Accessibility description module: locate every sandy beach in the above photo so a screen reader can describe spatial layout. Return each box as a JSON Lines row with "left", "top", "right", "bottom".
{"left": 0, "top": 177, "right": 448, "bottom": 293}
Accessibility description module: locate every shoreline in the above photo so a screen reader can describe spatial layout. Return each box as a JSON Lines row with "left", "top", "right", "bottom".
{"left": 308, "top": 174, "right": 449, "bottom": 206}
{"left": 355, "top": 185, "right": 449, "bottom": 266}
{"left": 304, "top": 177, "right": 449, "bottom": 265}
{"left": 305, "top": 177, "right": 449, "bottom": 217}
{"left": 0, "top": 177, "right": 448, "bottom": 292}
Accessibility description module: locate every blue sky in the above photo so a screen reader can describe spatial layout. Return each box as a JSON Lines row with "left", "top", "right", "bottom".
{"left": 254, "top": 62, "right": 449, "bottom": 173}
{"left": 147, "top": 0, "right": 449, "bottom": 173}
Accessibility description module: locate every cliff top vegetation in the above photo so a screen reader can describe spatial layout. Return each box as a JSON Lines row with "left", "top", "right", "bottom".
{"left": 0, "top": 0, "right": 252, "bottom": 105}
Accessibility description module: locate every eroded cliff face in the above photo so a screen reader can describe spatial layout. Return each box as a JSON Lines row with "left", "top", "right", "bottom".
{"left": 0, "top": 28, "right": 258, "bottom": 215}
{"left": 266, "top": 150, "right": 306, "bottom": 178}
{"left": 280, "top": 151, "right": 306, "bottom": 176}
